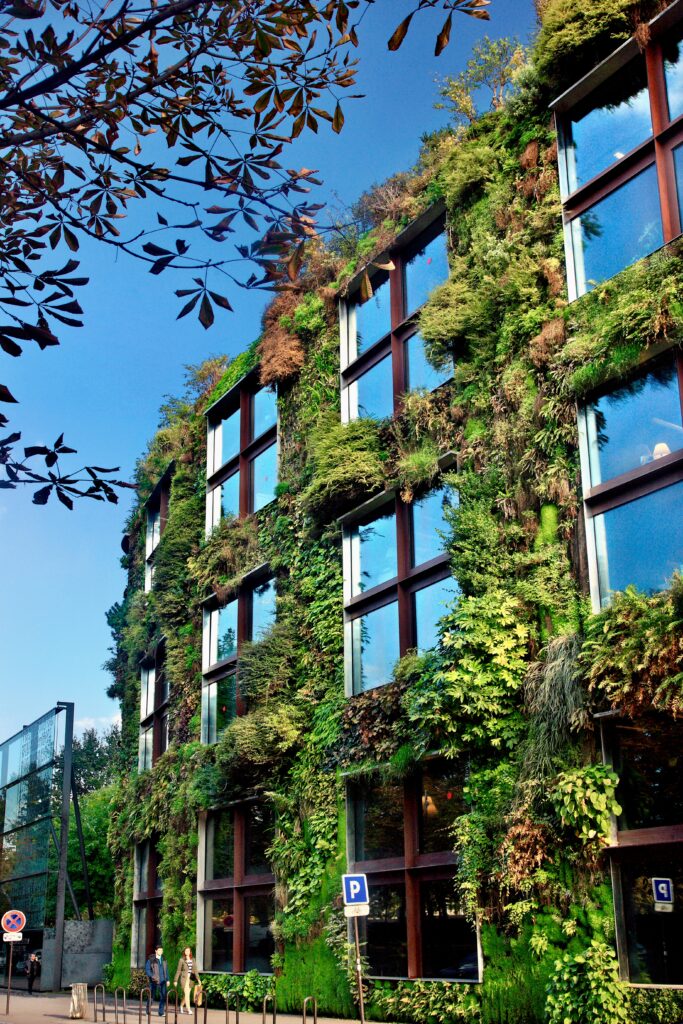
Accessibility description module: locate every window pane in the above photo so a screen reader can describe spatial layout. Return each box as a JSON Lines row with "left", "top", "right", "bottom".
{"left": 352, "top": 777, "right": 405, "bottom": 861}
{"left": 664, "top": 31, "right": 683, "bottom": 124}
{"left": 594, "top": 481, "right": 683, "bottom": 605}
{"left": 202, "top": 675, "right": 236, "bottom": 744}
{"left": 564, "top": 57, "right": 651, "bottom": 192}
{"left": 349, "top": 506, "right": 397, "bottom": 596}
{"left": 404, "top": 233, "right": 449, "bottom": 316}
{"left": 159, "top": 714, "right": 168, "bottom": 756}
{"left": 251, "top": 443, "right": 277, "bottom": 512}
{"left": 205, "top": 811, "right": 234, "bottom": 881}
{"left": 136, "top": 841, "right": 150, "bottom": 894}
{"left": 420, "top": 764, "right": 467, "bottom": 854}
{"left": 244, "top": 895, "right": 275, "bottom": 972}
{"left": 219, "top": 472, "right": 240, "bottom": 522}
{"left": 421, "top": 880, "right": 478, "bottom": 981}
{"left": 147, "top": 508, "right": 161, "bottom": 556}
{"left": 135, "top": 905, "right": 147, "bottom": 968}
{"left": 586, "top": 355, "right": 683, "bottom": 485}
{"left": 140, "top": 666, "right": 155, "bottom": 720}
{"left": 204, "top": 897, "right": 234, "bottom": 972}
{"left": 405, "top": 332, "right": 451, "bottom": 393}
{"left": 245, "top": 804, "right": 274, "bottom": 875}
{"left": 411, "top": 486, "right": 456, "bottom": 568}
{"left": 615, "top": 718, "right": 683, "bottom": 830}
{"left": 219, "top": 408, "right": 240, "bottom": 467}
{"left": 363, "top": 884, "right": 408, "bottom": 978}
{"left": 351, "top": 602, "right": 400, "bottom": 694}
{"left": 570, "top": 164, "right": 663, "bottom": 296}
{"left": 251, "top": 578, "right": 276, "bottom": 641}
{"left": 217, "top": 600, "right": 238, "bottom": 662}
{"left": 414, "top": 577, "right": 459, "bottom": 653}
{"left": 675, "top": 143, "right": 683, "bottom": 226}
{"left": 352, "top": 355, "right": 394, "bottom": 420}
{"left": 354, "top": 276, "right": 391, "bottom": 356}
{"left": 252, "top": 387, "right": 277, "bottom": 440}
{"left": 621, "top": 856, "right": 683, "bottom": 985}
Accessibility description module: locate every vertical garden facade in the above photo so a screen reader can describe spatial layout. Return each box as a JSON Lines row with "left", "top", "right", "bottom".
{"left": 107, "top": 1, "right": 683, "bottom": 1020}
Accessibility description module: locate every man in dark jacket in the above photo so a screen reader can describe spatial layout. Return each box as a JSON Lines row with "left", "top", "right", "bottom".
{"left": 26, "top": 954, "right": 40, "bottom": 995}
{"left": 145, "top": 945, "right": 169, "bottom": 1016}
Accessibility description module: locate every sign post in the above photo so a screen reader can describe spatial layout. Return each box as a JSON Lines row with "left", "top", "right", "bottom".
{"left": 342, "top": 875, "right": 369, "bottom": 1024}
{"left": 2, "top": 909, "right": 27, "bottom": 1014}
{"left": 652, "top": 877, "right": 674, "bottom": 912}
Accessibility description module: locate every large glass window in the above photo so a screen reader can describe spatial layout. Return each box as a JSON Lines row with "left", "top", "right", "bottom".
{"left": 352, "top": 777, "right": 405, "bottom": 862}
{"left": 140, "top": 665, "right": 155, "bottom": 721}
{"left": 251, "top": 442, "right": 278, "bottom": 513}
{"left": 421, "top": 881, "right": 478, "bottom": 981}
{"left": 245, "top": 804, "right": 274, "bottom": 876}
{"left": 351, "top": 601, "right": 400, "bottom": 694}
{"left": 411, "top": 486, "right": 456, "bottom": 568}
{"left": 204, "top": 897, "right": 234, "bottom": 972}
{"left": 218, "top": 408, "right": 241, "bottom": 469}
{"left": 250, "top": 578, "right": 276, "bottom": 641}
{"left": 144, "top": 473, "right": 170, "bottom": 591}
{"left": 614, "top": 718, "right": 683, "bottom": 831}
{"left": 138, "top": 727, "right": 153, "bottom": 772}
{"left": 621, "top": 855, "right": 683, "bottom": 985}
{"left": 201, "top": 674, "right": 236, "bottom": 744}
{"left": 664, "top": 30, "right": 683, "bottom": 124}
{"left": 364, "top": 884, "right": 408, "bottom": 978}
{"left": 341, "top": 216, "right": 451, "bottom": 424}
{"left": 349, "top": 506, "right": 398, "bottom": 597}
{"left": 205, "top": 811, "right": 235, "bottom": 882}
{"left": 580, "top": 354, "right": 683, "bottom": 609}
{"left": 420, "top": 765, "right": 467, "bottom": 855}
{"left": 414, "top": 577, "right": 459, "bottom": 653}
{"left": 217, "top": 600, "right": 238, "bottom": 663}
{"left": 251, "top": 387, "right": 277, "bottom": 441}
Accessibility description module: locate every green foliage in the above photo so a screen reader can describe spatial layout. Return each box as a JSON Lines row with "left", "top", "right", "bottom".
{"left": 67, "top": 785, "right": 117, "bottom": 917}
{"left": 522, "top": 634, "right": 586, "bottom": 783}
{"left": 550, "top": 765, "right": 621, "bottom": 844}
{"left": 199, "top": 970, "right": 273, "bottom": 1009}
{"left": 370, "top": 979, "right": 480, "bottom": 1023}
{"left": 301, "top": 412, "right": 387, "bottom": 517}
{"left": 436, "top": 36, "right": 526, "bottom": 128}
{"left": 545, "top": 940, "right": 630, "bottom": 1024}
{"left": 275, "top": 936, "right": 354, "bottom": 1018}
{"left": 281, "top": 293, "right": 327, "bottom": 342}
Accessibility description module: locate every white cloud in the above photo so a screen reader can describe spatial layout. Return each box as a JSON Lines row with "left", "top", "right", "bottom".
{"left": 74, "top": 712, "right": 121, "bottom": 735}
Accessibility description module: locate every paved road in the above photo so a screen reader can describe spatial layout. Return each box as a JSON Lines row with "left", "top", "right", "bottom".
{"left": 0, "top": 991, "right": 379, "bottom": 1024}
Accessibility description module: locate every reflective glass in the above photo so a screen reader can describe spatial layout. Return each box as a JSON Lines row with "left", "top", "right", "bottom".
{"left": 664, "top": 32, "right": 683, "bottom": 124}
{"left": 622, "top": 855, "right": 683, "bottom": 984}
{"left": 146, "top": 508, "right": 161, "bottom": 556}
{"left": 159, "top": 714, "right": 169, "bottom": 756}
{"left": 202, "top": 675, "right": 236, "bottom": 744}
{"left": 137, "top": 841, "right": 150, "bottom": 894}
{"left": 217, "top": 600, "right": 238, "bottom": 662}
{"left": 245, "top": 804, "right": 274, "bottom": 875}
{"left": 421, "top": 880, "right": 478, "bottom": 980}
{"left": 139, "top": 727, "right": 153, "bottom": 771}
{"left": 405, "top": 332, "right": 451, "bottom": 393}
{"left": 205, "top": 897, "right": 234, "bottom": 972}
{"left": 594, "top": 481, "right": 683, "bottom": 605}
{"left": 615, "top": 718, "right": 683, "bottom": 830}
{"left": 219, "top": 472, "right": 240, "bottom": 522}
{"left": 586, "top": 355, "right": 682, "bottom": 485}
{"left": 353, "top": 355, "right": 394, "bottom": 420}
{"left": 420, "top": 765, "right": 467, "bottom": 854}
{"left": 252, "top": 387, "right": 277, "bottom": 440}
{"left": 351, "top": 602, "right": 400, "bottom": 693}
{"left": 362, "top": 884, "right": 408, "bottom": 978}
{"left": 244, "top": 895, "right": 275, "bottom": 972}
{"left": 2, "top": 769, "right": 52, "bottom": 833}
{"left": 251, "top": 443, "right": 277, "bottom": 512}
{"left": 349, "top": 507, "right": 397, "bottom": 596}
{"left": 0, "top": 819, "right": 51, "bottom": 881}
{"left": 675, "top": 144, "right": 683, "bottom": 226}
{"left": 570, "top": 164, "right": 663, "bottom": 295}
{"left": 414, "top": 577, "right": 459, "bottom": 653}
{"left": 352, "top": 777, "right": 405, "bottom": 861}
{"left": 135, "top": 906, "right": 147, "bottom": 968}
{"left": 140, "top": 665, "right": 155, "bottom": 720}
{"left": 411, "top": 486, "right": 457, "bottom": 568}
{"left": 205, "top": 811, "right": 234, "bottom": 881}
{"left": 404, "top": 233, "right": 449, "bottom": 315}
{"left": 251, "top": 578, "right": 276, "bottom": 641}
{"left": 219, "top": 408, "right": 240, "bottom": 468}
{"left": 354, "top": 276, "right": 391, "bottom": 356}
{"left": 4, "top": 873, "right": 48, "bottom": 927}
{"left": 565, "top": 57, "right": 651, "bottom": 192}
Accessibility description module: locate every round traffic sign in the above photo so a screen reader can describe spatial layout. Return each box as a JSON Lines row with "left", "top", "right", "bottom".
{"left": 1, "top": 910, "right": 26, "bottom": 933}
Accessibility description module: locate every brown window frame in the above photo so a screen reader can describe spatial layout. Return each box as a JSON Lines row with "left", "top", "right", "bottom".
{"left": 554, "top": 8, "right": 683, "bottom": 299}
{"left": 139, "top": 640, "right": 170, "bottom": 769}
{"left": 199, "top": 802, "right": 275, "bottom": 975}
{"left": 133, "top": 836, "right": 163, "bottom": 966}
{"left": 341, "top": 208, "right": 452, "bottom": 423}
{"left": 347, "top": 764, "right": 478, "bottom": 982}
{"left": 205, "top": 369, "right": 278, "bottom": 529}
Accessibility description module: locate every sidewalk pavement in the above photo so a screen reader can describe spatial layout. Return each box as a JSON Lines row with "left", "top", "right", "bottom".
{"left": 0, "top": 992, "right": 380, "bottom": 1024}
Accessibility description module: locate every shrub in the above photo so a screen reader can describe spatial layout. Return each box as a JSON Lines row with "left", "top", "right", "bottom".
{"left": 545, "top": 940, "right": 630, "bottom": 1024}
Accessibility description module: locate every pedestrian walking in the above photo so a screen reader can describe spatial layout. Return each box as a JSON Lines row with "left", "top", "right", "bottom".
{"left": 173, "top": 947, "right": 198, "bottom": 1015}
{"left": 145, "top": 945, "right": 170, "bottom": 1016}
{"left": 26, "top": 954, "right": 40, "bottom": 995}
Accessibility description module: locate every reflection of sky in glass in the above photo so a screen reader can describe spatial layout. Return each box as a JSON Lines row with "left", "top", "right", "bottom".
{"left": 220, "top": 472, "right": 240, "bottom": 521}
{"left": 350, "top": 507, "right": 397, "bottom": 595}
{"left": 251, "top": 578, "right": 276, "bottom": 639}
{"left": 405, "top": 332, "right": 451, "bottom": 393}
{"left": 252, "top": 442, "right": 277, "bottom": 512}
{"left": 404, "top": 233, "right": 449, "bottom": 315}
{"left": 411, "top": 487, "right": 457, "bottom": 568}
{"left": 252, "top": 387, "right": 277, "bottom": 440}
{"left": 352, "top": 602, "right": 399, "bottom": 693}
{"left": 414, "top": 577, "right": 459, "bottom": 652}
{"left": 355, "top": 355, "right": 394, "bottom": 420}
{"left": 571, "top": 165, "right": 663, "bottom": 295}
{"left": 675, "top": 144, "right": 683, "bottom": 225}
{"left": 219, "top": 408, "right": 240, "bottom": 467}
{"left": 567, "top": 59, "right": 651, "bottom": 192}
{"left": 354, "top": 276, "right": 391, "bottom": 356}
{"left": 664, "top": 36, "right": 683, "bottom": 123}
{"left": 587, "top": 357, "right": 682, "bottom": 484}
{"left": 596, "top": 481, "right": 683, "bottom": 605}
{"left": 217, "top": 599, "right": 238, "bottom": 661}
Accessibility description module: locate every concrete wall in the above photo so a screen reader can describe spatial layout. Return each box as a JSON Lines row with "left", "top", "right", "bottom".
{"left": 42, "top": 919, "right": 113, "bottom": 988}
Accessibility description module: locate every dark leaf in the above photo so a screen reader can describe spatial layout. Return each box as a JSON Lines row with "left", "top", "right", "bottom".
{"left": 32, "top": 484, "right": 52, "bottom": 505}
{"left": 387, "top": 13, "right": 413, "bottom": 51}
{"left": 198, "top": 293, "right": 214, "bottom": 329}
{"left": 0, "top": 385, "right": 18, "bottom": 403}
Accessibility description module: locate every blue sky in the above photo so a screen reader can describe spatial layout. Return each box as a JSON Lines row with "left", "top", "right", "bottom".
{"left": 0, "top": 0, "right": 537, "bottom": 739}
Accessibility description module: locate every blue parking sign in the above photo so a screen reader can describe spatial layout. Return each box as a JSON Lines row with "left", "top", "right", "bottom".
{"left": 652, "top": 878, "right": 674, "bottom": 904}
{"left": 343, "top": 874, "right": 369, "bottom": 905}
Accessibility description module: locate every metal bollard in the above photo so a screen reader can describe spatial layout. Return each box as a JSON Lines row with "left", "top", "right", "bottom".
{"left": 225, "top": 993, "right": 240, "bottom": 1024}
{"left": 114, "top": 988, "right": 128, "bottom": 1024}
{"left": 262, "top": 993, "right": 276, "bottom": 1024}
{"left": 139, "top": 987, "right": 152, "bottom": 1024}
{"left": 302, "top": 997, "right": 317, "bottom": 1024}
{"left": 166, "top": 988, "right": 178, "bottom": 1024}
{"left": 94, "top": 984, "right": 107, "bottom": 1022}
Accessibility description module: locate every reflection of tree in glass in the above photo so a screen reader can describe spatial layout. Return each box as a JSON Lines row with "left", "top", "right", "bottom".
{"left": 581, "top": 210, "right": 602, "bottom": 242}
{"left": 592, "top": 358, "right": 677, "bottom": 453}
{"left": 217, "top": 627, "right": 237, "bottom": 662}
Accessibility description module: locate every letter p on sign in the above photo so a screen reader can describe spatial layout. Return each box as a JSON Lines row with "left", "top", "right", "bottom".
{"left": 343, "top": 874, "right": 369, "bottom": 905}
